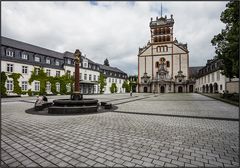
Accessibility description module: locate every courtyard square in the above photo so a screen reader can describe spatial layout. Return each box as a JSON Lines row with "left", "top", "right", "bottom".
{"left": 1, "top": 93, "right": 239, "bottom": 167}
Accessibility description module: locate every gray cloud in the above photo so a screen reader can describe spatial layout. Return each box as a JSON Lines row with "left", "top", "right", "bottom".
{"left": 2, "top": 1, "right": 227, "bottom": 75}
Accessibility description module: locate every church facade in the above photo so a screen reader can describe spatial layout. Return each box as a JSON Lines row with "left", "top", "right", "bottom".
{"left": 138, "top": 14, "right": 194, "bottom": 93}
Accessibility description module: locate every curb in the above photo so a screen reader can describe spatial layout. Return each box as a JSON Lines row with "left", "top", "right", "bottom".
{"left": 113, "top": 111, "right": 239, "bottom": 121}
{"left": 198, "top": 93, "right": 239, "bottom": 107}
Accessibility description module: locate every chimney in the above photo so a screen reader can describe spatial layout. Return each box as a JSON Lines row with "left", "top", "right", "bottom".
{"left": 171, "top": 14, "right": 173, "bottom": 19}
{"left": 156, "top": 16, "right": 158, "bottom": 20}
{"left": 165, "top": 15, "right": 167, "bottom": 19}
{"left": 151, "top": 17, "right": 153, "bottom": 21}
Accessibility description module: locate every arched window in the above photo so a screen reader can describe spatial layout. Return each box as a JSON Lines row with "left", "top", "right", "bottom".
{"left": 155, "top": 62, "right": 159, "bottom": 68}
{"left": 165, "top": 46, "right": 168, "bottom": 52}
{"left": 156, "top": 46, "right": 161, "bottom": 52}
{"left": 166, "top": 61, "right": 170, "bottom": 67}
{"left": 154, "top": 37, "right": 157, "bottom": 42}
{"left": 158, "top": 36, "right": 161, "bottom": 42}
{"left": 157, "top": 28, "right": 160, "bottom": 34}
{"left": 163, "top": 36, "right": 166, "bottom": 41}
{"left": 167, "top": 36, "right": 170, "bottom": 41}
{"left": 167, "top": 28, "right": 170, "bottom": 34}
{"left": 154, "top": 29, "right": 157, "bottom": 35}
{"left": 163, "top": 28, "right": 166, "bottom": 34}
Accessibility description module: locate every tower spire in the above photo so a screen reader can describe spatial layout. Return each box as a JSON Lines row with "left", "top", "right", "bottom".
{"left": 161, "top": 3, "right": 162, "bottom": 17}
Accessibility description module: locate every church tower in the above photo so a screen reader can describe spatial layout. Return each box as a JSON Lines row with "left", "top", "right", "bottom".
{"left": 138, "top": 10, "right": 190, "bottom": 94}
{"left": 150, "top": 14, "right": 174, "bottom": 43}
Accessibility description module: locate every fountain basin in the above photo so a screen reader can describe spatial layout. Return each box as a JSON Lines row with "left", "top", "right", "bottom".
{"left": 48, "top": 98, "right": 98, "bottom": 114}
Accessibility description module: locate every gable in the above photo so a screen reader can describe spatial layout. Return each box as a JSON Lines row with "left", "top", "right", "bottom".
{"left": 173, "top": 43, "right": 188, "bottom": 53}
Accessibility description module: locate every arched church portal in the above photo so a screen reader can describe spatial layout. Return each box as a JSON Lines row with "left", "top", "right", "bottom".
{"left": 178, "top": 86, "right": 183, "bottom": 93}
{"left": 160, "top": 86, "right": 165, "bottom": 93}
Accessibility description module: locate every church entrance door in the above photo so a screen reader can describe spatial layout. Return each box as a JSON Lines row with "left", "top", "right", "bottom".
{"left": 178, "top": 86, "right": 183, "bottom": 93}
{"left": 160, "top": 86, "right": 165, "bottom": 93}
{"left": 143, "top": 87, "right": 148, "bottom": 93}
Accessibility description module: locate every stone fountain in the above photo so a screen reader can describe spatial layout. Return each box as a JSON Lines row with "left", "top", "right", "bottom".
{"left": 48, "top": 49, "right": 98, "bottom": 114}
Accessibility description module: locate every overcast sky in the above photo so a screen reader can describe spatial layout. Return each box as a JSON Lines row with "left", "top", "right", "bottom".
{"left": 2, "top": 1, "right": 227, "bottom": 75}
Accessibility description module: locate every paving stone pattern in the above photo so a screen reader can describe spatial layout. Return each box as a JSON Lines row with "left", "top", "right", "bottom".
{"left": 1, "top": 93, "right": 239, "bottom": 167}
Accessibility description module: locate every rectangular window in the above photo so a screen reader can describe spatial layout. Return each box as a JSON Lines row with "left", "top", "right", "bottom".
{"left": 89, "top": 74, "right": 92, "bottom": 81}
{"left": 56, "top": 71, "right": 60, "bottom": 77}
{"left": 35, "top": 81, "right": 40, "bottom": 91}
{"left": 56, "top": 83, "right": 60, "bottom": 92}
{"left": 84, "top": 74, "right": 87, "bottom": 80}
{"left": 208, "top": 75, "right": 210, "bottom": 83}
{"left": 21, "top": 81, "right": 28, "bottom": 91}
{"left": 67, "top": 70, "right": 71, "bottom": 78}
{"left": 112, "top": 78, "right": 114, "bottom": 83}
{"left": 22, "top": 66, "right": 28, "bottom": 74}
{"left": 46, "top": 58, "right": 51, "bottom": 64}
{"left": 80, "top": 73, "right": 82, "bottom": 80}
{"left": 35, "top": 56, "right": 40, "bottom": 62}
{"left": 6, "top": 80, "right": 13, "bottom": 91}
{"left": 212, "top": 73, "right": 214, "bottom": 82}
{"left": 22, "top": 53, "right": 28, "bottom": 60}
{"left": 119, "top": 79, "right": 121, "bottom": 84}
{"left": 46, "top": 82, "right": 51, "bottom": 92}
{"left": 46, "top": 69, "right": 51, "bottom": 76}
{"left": 6, "top": 50, "right": 14, "bottom": 57}
{"left": 217, "top": 71, "right": 220, "bottom": 81}
{"left": 115, "top": 79, "right": 117, "bottom": 83}
{"left": 94, "top": 75, "right": 96, "bottom": 81}
{"left": 55, "top": 60, "right": 60, "bottom": 66}
{"left": 67, "top": 59, "right": 71, "bottom": 64}
{"left": 35, "top": 68, "right": 40, "bottom": 75}
{"left": 84, "top": 63, "right": 87, "bottom": 68}
{"left": 109, "top": 78, "right": 111, "bottom": 83}
{"left": 7, "top": 64, "right": 13, "bottom": 72}
{"left": 220, "top": 85, "right": 222, "bottom": 90}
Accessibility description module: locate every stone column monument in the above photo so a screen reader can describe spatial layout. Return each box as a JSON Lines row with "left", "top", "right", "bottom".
{"left": 71, "top": 49, "right": 83, "bottom": 100}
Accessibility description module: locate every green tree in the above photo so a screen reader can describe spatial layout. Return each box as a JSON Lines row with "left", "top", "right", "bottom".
{"left": 59, "top": 73, "right": 74, "bottom": 94}
{"left": 0, "top": 71, "right": 7, "bottom": 96}
{"left": 211, "top": 0, "right": 239, "bottom": 80}
{"left": 110, "top": 83, "right": 118, "bottom": 93}
{"left": 98, "top": 73, "right": 106, "bottom": 94}
{"left": 122, "top": 80, "right": 130, "bottom": 92}
{"left": 104, "top": 58, "right": 110, "bottom": 66}
{"left": 8, "top": 73, "right": 22, "bottom": 95}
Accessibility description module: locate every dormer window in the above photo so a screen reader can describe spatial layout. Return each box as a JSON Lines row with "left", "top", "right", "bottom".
{"left": 67, "top": 59, "right": 71, "bottom": 64}
{"left": 22, "top": 53, "right": 28, "bottom": 60}
{"left": 35, "top": 56, "right": 40, "bottom": 62}
{"left": 6, "top": 50, "right": 14, "bottom": 57}
{"left": 55, "top": 60, "right": 60, "bottom": 66}
{"left": 46, "top": 58, "right": 51, "bottom": 64}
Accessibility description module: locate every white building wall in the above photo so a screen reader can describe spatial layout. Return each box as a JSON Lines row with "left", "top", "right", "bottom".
{"left": 105, "top": 77, "right": 125, "bottom": 94}
{"left": 195, "top": 70, "right": 226, "bottom": 93}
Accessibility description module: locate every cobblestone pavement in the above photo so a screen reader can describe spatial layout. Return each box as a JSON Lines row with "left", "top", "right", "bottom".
{"left": 115, "top": 93, "right": 239, "bottom": 120}
{"left": 1, "top": 93, "right": 239, "bottom": 167}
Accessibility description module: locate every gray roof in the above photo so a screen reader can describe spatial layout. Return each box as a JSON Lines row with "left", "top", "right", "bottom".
{"left": 97, "top": 63, "right": 126, "bottom": 74}
{"left": 189, "top": 66, "right": 204, "bottom": 77}
{"left": 1, "top": 36, "right": 63, "bottom": 59}
{"left": 63, "top": 51, "right": 95, "bottom": 64}
{"left": 150, "top": 16, "right": 174, "bottom": 27}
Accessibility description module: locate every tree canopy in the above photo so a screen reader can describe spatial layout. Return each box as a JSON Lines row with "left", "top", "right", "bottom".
{"left": 104, "top": 58, "right": 110, "bottom": 66}
{"left": 211, "top": 0, "right": 239, "bottom": 79}
{"left": 98, "top": 73, "right": 106, "bottom": 94}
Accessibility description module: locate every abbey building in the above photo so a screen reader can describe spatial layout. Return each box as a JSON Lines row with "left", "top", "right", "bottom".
{"left": 138, "top": 15, "right": 194, "bottom": 93}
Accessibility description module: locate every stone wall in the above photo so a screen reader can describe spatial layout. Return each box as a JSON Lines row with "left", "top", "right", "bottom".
{"left": 226, "top": 81, "right": 239, "bottom": 93}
